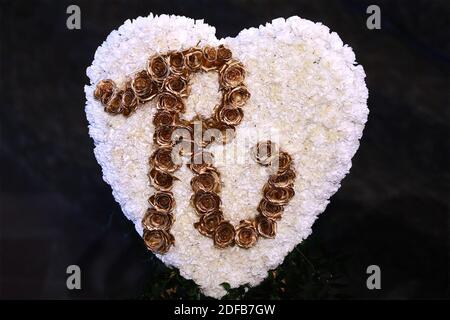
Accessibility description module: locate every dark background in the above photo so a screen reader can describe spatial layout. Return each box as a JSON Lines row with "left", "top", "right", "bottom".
{"left": 0, "top": 0, "right": 448, "bottom": 299}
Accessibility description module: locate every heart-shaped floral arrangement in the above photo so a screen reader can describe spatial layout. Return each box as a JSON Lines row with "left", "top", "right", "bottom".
{"left": 85, "top": 14, "right": 368, "bottom": 298}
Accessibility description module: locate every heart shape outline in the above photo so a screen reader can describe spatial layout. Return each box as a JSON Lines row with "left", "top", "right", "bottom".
{"left": 85, "top": 14, "right": 368, "bottom": 298}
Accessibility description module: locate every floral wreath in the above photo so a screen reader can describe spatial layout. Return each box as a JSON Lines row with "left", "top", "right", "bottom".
{"left": 94, "top": 45, "right": 296, "bottom": 254}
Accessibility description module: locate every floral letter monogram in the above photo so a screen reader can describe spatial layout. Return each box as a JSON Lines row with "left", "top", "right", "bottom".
{"left": 94, "top": 45, "right": 296, "bottom": 254}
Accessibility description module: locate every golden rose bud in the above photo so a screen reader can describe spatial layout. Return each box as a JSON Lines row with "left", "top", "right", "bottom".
{"left": 201, "top": 46, "right": 218, "bottom": 71}
{"left": 235, "top": 220, "right": 258, "bottom": 249}
{"left": 142, "top": 207, "right": 174, "bottom": 231}
{"left": 223, "top": 85, "right": 250, "bottom": 108}
{"left": 148, "top": 191, "right": 176, "bottom": 213}
{"left": 216, "top": 45, "right": 232, "bottom": 65}
{"left": 105, "top": 90, "right": 124, "bottom": 114}
{"left": 94, "top": 79, "right": 116, "bottom": 105}
{"left": 168, "top": 51, "right": 187, "bottom": 75}
{"left": 188, "top": 151, "right": 215, "bottom": 174}
{"left": 164, "top": 75, "right": 190, "bottom": 98}
{"left": 194, "top": 210, "right": 224, "bottom": 237}
{"left": 153, "top": 110, "right": 178, "bottom": 127}
{"left": 143, "top": 229, "right": 175, "bottom": 254}
{"left": 148, "top": 168, "right": 175, "bottom": 191}
{"left": 261, "top": 200, "right": 285, "bottom": 222}
{"left": 213, "top": 221, "right": 235, "bottom": 248}
{"left": 219, "top": 60, "right": 245, "bottom": 89}
{"left": 257, "top": 198, "right": 284, "bottom": 220}
{"left": 147, "top": 54, "right": 170, "bottom": 81}
{"left": 191, "top": 191, "right": 221, "bottom": 215}
{"left": 150, "top": 147, "right": 181, "bottom": 172}
{"left": 154, "top": 125, "right": 176, "bottom": 146}
{"left": 255, "top": 214, "right": 277, "bottom": 238}
{"left": 184, "top": 47, "right": 203, "bottom": 71}
{"left": 156, "top": 92, "right": 185, "bottom": 113}
{"left": 215, "top": 106, "right": 244, "bottom": 126}
{"left": 270, "top": 151, "right": 293, "bottom": 174}
{"left": 262, "top": 183, "right": 295, "bottom": 205}
{"left": 121, "top": 85, "right": 138, "bottom": 116}
{"left": 251, "top": 141, "right": 277, "bottom": 166}
{"left": 131, "top": 70, "right": 159, "bottom": 102}
{"left": 191, "top": 170, "right": 221, "bottom": 193}
{"left": 268, "top": 168, "right": 296, "bottom": 188}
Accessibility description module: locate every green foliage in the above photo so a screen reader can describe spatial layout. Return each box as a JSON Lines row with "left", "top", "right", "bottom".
{"left": 139, "top": 240, "right": 350, "bottom": 300}
{"left": 139, "top": 267, "right": 207, "bottom": 300}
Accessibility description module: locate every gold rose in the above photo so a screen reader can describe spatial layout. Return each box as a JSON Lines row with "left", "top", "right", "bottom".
{"left": 143, "top": 229, "right": 175, "bottom": 254}
{"left": 168, "top": 51, "right": 186, "bottom": 75}
{"left": 105, "top": 90, "right": 123, "bottom": 114}
{"left": 219, "top": 59, "right": 245, "bottom": 89}
{"left": 164, "top": 75, "right": 190, "bottom": 98}
{"left": 148, "top": 191, "right": 176, "bottom": 213}
{"left": 213, "top": 221, "right": 235, "bottom": 248}
{"left": 269, "top": 151, "right": 293, "bottom": 174}
{"left": 153, "top": 110, "right": 178, "bottom": 127}
{"left": 154, "top": 126, "right": 176, "bottom": 147}
{"left": 194, "top": 210, "right": 224, "bottom": 238}
{"left": 156, "top": 92, "right": 185, "bottom": 113}
{"left": 268, "top": 168, "right": 296, "bottom": 188}
{"left": 184, "top": 47, "right": 203, "bottom": 71}
{"left": 131, "top": 70, "right": 159, "bottom": 102}
{"left": 148, "top": 168, "right": 176, "bottom": 191}
{"left": 251, "top": 141, "right": 277, "bottom": 166}
{"left": 257, "top": 198, "right": 284, "bottom": 220}
{"left": 262, "top": 183, "right": 295, "bottom": 206}
{"left": 255, "top": 215, "right": 277, "bottom": 239}
{"left": 94, "top": 79, "right": 116, "bottom": 105}
{"left": 121, "top": 84, "right": 138, "bottom": 116}
{"left": 215, "top": 106, "right": 244, "bottom": 126}
{"left": 142, "top": 207, "right": 174, "bottom": 231}
{"left": 235, "top": 220, "right": 258, "bottom": 249}
{"left": 223, "top": 85, "right": 251, "bottom": 108}
{"left": 147, "top": 54, "right": 170, "bottom": 81}
{"left": 191, "top": 170, "right": 221, "bottom": 193}
{"left": 216, "top": 45, "right": 232, "bottom": 65}
{"left": 191, "top": 191, "right": 222, "bottom": 215}
{"left": 150, "top": 147, "right": 181, "bottom": 173}
{"left": 201, "top": 46, "right": 218, "bottom": 71}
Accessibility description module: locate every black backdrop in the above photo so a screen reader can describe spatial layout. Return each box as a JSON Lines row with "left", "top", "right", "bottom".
{"left": 0, "top": 0, "right": 448, "bottom": 299}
